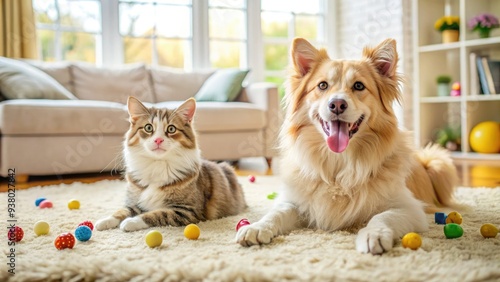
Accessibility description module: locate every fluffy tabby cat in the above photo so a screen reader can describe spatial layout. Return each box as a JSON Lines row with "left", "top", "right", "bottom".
{"left": 95, "top": 97, "right": 247, "bottom": 232}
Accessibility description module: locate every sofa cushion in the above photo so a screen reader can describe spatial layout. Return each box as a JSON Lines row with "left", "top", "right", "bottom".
{"left": 150, "top": 66, "right": 214, "bottom": 102}
{"left": 0, "top": 57, "right": 77, "bottom": 100}
{"left": 194, "top": 69, "right": 249, "bottom": 102}
{"left": 154, "top": 101, "right": 266, "bottom": 132}
{"left": 0, "top": 100, "right": 129, "bottom": 135}
{"left": 71, "top": 63, "right": 155, "bottom": 104}
{"left": 20, "top": 60, "right": 74, "bottom": 93}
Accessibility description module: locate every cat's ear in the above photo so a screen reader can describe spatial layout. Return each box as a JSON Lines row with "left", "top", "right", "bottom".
{"left": 175, "top": 98, "right": 196, "bottom": 123}
{"left": 127, "top": 96, "right": 150, "bottom": 121}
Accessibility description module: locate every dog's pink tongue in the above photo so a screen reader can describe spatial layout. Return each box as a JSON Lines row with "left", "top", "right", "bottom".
{"left": 326, "top": 121, "right": 349, "bottom": 153}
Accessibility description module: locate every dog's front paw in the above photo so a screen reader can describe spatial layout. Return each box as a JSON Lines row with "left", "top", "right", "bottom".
{"left": 95, "top": 216, "right": 121, "bottom": 231}
{"left": 356, "top": 227, "right": 394, "bottom": 255}
{"left": 235, "top": 223, "right": 274, "bottom": 247}
{"left": 120, "top": 216, "right": 149, "bottom": 232}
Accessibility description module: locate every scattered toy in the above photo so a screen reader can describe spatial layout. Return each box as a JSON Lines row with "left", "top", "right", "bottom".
{"left": 68, "top": 199, "right": 80, "bottom": 210}
{"left": 145, "top": 230, "right": 163, "bottom": 248}
{"left": 248, "top": 175, "right": 256, "bottom": 183}
{"left": 54, "top": 233, "right": 75, "bottom": 250}
{"left": 33, "top": 221, "right": 50, "bottom": 236}
{"left": 480, "top": 223, "right": 498, "bottom": 239}
{"left": 39, "top": 200, "right": 53, "bottom": 209}
{"left": 35, "top": 197, "right": 47, "bottom": 207}
{"left": 184, "top": 224, "right": 200, "bottom": 240}
{"left": 402, "top": 232, "right": 422, "bottom": 250}
{"left": 7, "top": 226, "right": 24, "bottom": 242}
{"left": 444, "top": 223, "right": 463, "bottom": 239}
{"left": 75, "top": 225, "right": 92, "bottom": 242}
{"left": 236, "top": 219, "right": 250, "bottom": 231}
{"left": 78, "top": 221, "right": 94, "bottom": 231}
{"left": 434, "top": 212, "right": 447, "bottom": 225}
{"left": 267, "top": 192, "right": 278, "bottom": 200}
{"left": 445, "top": 211, "right": 462, "bottom": 225}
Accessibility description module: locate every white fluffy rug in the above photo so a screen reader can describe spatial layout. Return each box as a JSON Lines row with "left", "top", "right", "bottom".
{"left": 1, "top": 176, "right": 500, "bottom": 282}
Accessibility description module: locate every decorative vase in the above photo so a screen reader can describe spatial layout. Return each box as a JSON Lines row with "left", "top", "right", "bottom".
{"left": 437, "top": 83, "right": 450, "bottom": 96}
{"left": 442, "top": 30, "right": 459, "bottom": 43}
{"left": 478, "top": 29, "right": 491, "bottom": 38}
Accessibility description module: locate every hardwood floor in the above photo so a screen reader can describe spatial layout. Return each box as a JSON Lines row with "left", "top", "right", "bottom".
{"left": 1, "top": 157, "right": 499, "bottom": 192}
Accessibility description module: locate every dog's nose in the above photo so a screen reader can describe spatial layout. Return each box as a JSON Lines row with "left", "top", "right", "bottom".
{"left": 328, "top": 98, "right": 348, "bottom": 114}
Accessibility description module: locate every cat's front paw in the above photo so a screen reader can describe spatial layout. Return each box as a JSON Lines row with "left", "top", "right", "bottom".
{"left": 236, "top": 223, "right": 274, "bottom": 247}
{"left": 120, "top": 216, "right": 149, "bottom": 232}
{"left": 356, "top": 226, "right": 394, "bottom": 255}
{"left": 95, "top": 216, "right": 121, "bottom": 231}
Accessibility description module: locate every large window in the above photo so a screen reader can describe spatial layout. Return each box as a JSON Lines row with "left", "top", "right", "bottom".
{"left": 33, "top": 0, "right": 326, "bottom": 83}
{"left": 119, "top": 0, "right": 193, "bottom": 68}
{"left": 261, "top": 0, "right": 325, "bottom": 87}
{"left": 33, "top": 0, "right": 102, "bottom": 62}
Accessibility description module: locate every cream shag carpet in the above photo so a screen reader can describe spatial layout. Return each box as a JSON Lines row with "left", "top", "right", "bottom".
{"left": 1, "top": 176, "right": 500, "bottom": 282}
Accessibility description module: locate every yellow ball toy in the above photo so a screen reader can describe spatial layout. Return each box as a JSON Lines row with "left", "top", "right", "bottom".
{"left": 445, "top": 211, "right": 463, "bottom": 225}
{"left": 68, "top": 199, "right": 80, "bottom": 210}
{"left": 145, "top": 230, "right": 163, "bottom": 248}
{"left": 469, "top": 121, "right": 500, "bottom": 154}
{"left": 34, "top": 220, "right": 50, "bottom": 236}
{"left": 184, "top": 224, "right": 200, "bottom": 240}
{"left": 480, "top": 223, "right": 498, "bottom": 238}
{"left": 402, "top": 232, "right": 422, "bottom": 250}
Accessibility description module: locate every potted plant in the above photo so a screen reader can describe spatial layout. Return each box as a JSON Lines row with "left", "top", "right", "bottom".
{"left": 435, "top": 126, "right": 461, "bottom": 151}
{"left": 435, "top": 16, "right": 460, "bottom": 43}
{"left": 436, "top": 75, "right": 451, "bottom": 96}
{"left": 468, "top": 13, "right": 500, "bottom": 38}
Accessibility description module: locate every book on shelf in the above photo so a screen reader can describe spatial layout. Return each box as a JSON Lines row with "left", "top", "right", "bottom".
{"left": 469, "top": 52, "right": 480, "bottom": 95}
{"left": 485, "top": 58, "right": 500, "bottom": 94}
{"left": 476, "top": 55, "right": 490, "bottom": 95}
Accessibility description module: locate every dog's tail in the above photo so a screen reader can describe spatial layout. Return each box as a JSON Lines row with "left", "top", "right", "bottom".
{"left": 407, "top": 143, "right": 462, "bottom": 213}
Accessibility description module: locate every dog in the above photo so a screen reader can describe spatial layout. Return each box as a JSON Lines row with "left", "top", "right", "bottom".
{"left": 236, "top": 38, "right": 459, "bottom": 255}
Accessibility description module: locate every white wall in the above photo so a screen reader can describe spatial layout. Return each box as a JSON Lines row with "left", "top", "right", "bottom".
{"left": 332, "top": 0, "right": 413, "bottom": 129}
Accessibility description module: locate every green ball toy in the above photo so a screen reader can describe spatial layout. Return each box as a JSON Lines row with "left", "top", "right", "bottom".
{"left": 444, "top": 223, "right": 463, "bottom": 239}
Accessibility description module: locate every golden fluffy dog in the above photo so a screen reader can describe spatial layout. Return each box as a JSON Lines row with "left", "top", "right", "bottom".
{"left": 236, "top": 38, "right": 458, "bottom": 255}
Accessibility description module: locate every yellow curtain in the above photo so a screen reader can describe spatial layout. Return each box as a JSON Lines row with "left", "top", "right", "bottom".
{"left": 0, "top": 0, "right": 37, "bottom": 58}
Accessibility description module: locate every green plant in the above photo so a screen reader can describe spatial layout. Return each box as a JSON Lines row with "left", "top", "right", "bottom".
{"left": 436, "top": 75, "right": 452, "bottom": 84}
{"left": 434, "top": 16, "right": 460, "bottom": 31}
{"left": 435, "top": 126, "right": 461, "bottom": 151}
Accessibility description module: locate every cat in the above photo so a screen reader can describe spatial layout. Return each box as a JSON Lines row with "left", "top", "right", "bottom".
{"left": 95, "top": 96, "right": 247, "bottom": 232}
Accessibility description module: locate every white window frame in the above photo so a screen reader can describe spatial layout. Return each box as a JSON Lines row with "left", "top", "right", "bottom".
{"left": 35, "top": 0, "right": 334, "bottom": 83}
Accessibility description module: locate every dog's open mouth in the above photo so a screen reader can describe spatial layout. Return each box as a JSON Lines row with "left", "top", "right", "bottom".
{"left": 320, "top": 115, "right": 365, "bottom": 153}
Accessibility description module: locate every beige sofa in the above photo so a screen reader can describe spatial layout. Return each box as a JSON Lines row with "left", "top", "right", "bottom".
{"left": 0, "top": 59, "right": 281, "bottom": 179}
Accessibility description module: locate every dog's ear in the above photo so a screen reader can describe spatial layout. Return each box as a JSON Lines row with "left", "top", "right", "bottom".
{"left": 292, "top": 38, "right": 320, "bottom": 76}
{"left": 363, "top": 39, "right": 398, "bottom": 79}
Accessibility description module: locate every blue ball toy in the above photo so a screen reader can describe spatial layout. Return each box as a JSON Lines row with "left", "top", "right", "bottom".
{"left": 35, "top": 197, "right": 46, "bottom": 207}
{"left": 75, "top": 225, "right": 92, "bottom": 242}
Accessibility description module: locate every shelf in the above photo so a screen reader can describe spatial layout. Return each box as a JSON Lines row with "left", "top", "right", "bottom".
{"left": 451, "top": 151, "right": 500, "bottom": 161}
{"left": 464, "top": 36, "right": 500, "bottom": 48}
{"left": 420, "top": 96, "right": 461, "bottom": 103}
{"left": 419, "top": 42, "right": 460, "bottom": 53}
{"left": 466, "top": 95, "right": 500, "bottom": 101}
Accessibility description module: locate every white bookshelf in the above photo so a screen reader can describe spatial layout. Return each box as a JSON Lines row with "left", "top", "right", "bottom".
{"left": 412, "top": 0, "right": 500, "bottom": 163}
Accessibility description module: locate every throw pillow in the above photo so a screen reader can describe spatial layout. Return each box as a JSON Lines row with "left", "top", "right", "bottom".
{"left": 0, "top": 57, "right": 77, "bottom": 100}
{"left": 194, "top": 69, "right": 249, "bottom": 102}
{"left": 151, "top": 66, "right": 214, "bottom": 102}
{"left": 71, "top": 62, "right": 155, "bottom": 104}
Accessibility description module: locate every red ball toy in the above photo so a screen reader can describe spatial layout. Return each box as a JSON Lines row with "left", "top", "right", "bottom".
{"left": 54, "top": 233, "right": 76, "bottom": 250}
{"left": 236, "top": 219, "right": 251, "bottom": 231}
{"left": 7, "top": 226, "right": 24, "bottom": 242}
{"left": 78, "top": 221, "right": 94, "bottom": 231}
{"left": 248, "top": 175, "right": 256, "bottom": 183}
{"left": 39, "top": 200, "right": 53, "bottom": 209}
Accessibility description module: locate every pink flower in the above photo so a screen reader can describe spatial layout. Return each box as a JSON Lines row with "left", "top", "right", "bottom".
{"left": 468, "top": 13, "right": 500, "bottom": 30}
